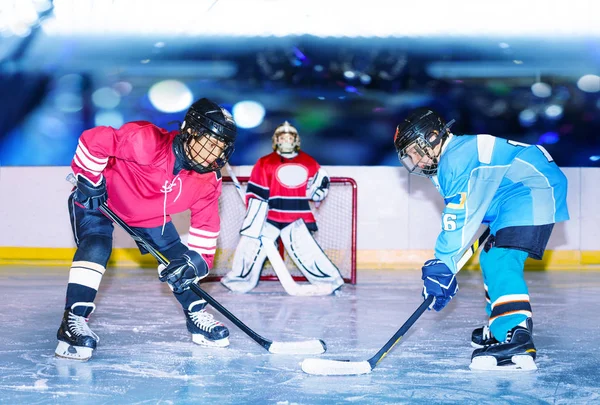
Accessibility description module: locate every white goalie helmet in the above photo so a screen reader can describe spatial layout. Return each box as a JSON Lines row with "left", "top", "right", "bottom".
{"left": 272, "top": 121, "right": 301, "bottom": 154}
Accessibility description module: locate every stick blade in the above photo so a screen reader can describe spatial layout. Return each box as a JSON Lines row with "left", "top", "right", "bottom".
{"left": 286, "top": 284, "right": 335, "bottom": 297}
{"left": 268, "top": 339, "right": 327, "bottom": 355}
{"left": 301, "top": 358, "right": 372, "bottom": 375}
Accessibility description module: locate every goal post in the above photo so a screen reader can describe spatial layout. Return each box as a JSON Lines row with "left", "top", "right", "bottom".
{"left": 207, "top": 176, "right": 357, "bottom": 284}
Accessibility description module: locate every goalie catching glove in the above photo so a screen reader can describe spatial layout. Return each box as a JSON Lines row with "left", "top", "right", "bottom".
{"left": 421, "top": 259, "right": 458, "bottom": 311}
{"left": 306, "top": 168, "right": 330, "bottom": 202}
{"left": 159, "top": 250, "right": 208, "bottom": 293}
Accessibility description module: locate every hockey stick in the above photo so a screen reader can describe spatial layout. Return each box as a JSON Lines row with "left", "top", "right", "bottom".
{"left": 301, "top": 227, "right": 492, "bottom": 375}
{"left": 66, "top": 174, "right": 326, "bottom": 355}
{"left": 224, "top": 164, "right": 335, "bottom": 296}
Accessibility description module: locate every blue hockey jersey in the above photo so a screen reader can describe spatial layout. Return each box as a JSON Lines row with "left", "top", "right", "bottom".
{"left": 432, "top": 134, "right": 569, "bottom": 273}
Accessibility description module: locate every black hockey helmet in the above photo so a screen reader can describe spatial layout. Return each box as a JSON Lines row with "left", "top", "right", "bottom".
{"left": 393, "top": 107, "right": 454, "bottom": 177}
{"left": 173, "top": 98, "right": 237, "bottom": 174}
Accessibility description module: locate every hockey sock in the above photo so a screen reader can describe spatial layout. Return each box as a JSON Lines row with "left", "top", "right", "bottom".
{"left": 65, "top": 261, "right": 106, "bottom": 309}
{"left": 480, "top": 247, "right": 531, "bottom": 341}
{"left": 174, "top": 288, "right": 207, "bottom": 311}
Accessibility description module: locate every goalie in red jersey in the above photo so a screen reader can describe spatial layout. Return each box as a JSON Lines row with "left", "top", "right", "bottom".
{"left": 221, "top": 121, "right": 344, "bottom": 294}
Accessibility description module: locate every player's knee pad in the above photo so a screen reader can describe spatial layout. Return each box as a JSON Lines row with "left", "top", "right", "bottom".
{"left": 481, "top": 247, "right": 529, "bottom": 304}
{"left": 69, "top": 194, "right": 114, "bottom": 242}
{"left": 480, "top": 247, "right": 528, "bottom": 277}
{"left": 280, "top": 219, "right": 343, "bottom": 288}
{"left": 73, "top": 235, "right": 112, "bottom": 267}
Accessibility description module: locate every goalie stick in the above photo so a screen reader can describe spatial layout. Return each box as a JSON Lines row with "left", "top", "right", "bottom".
{"left": 301, "top": 227, "right": 491, "bottom": 375}
{"left": 224, "top": 164, "right": 336, "bottom": 296}
{"left": 66, "top": 174, "right": 326, "bottom": 355}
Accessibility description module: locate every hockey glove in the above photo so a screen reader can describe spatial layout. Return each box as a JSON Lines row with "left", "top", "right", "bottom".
{"left": 421, "top": 259, "right": 458, "bottom": 311}
{"left": 159, "top": 250, "right": 208, "bottom": 294}
{"left": 74, "top": 174, "right": 107, "bottom": 210}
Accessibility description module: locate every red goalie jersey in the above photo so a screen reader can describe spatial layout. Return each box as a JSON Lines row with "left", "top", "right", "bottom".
{"left": 245, "top": 151, "right": 321, "bottom": 231}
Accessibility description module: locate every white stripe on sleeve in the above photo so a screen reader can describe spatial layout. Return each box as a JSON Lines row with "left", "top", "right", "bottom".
{"left": 74, "top": 144, "right": 108, "bottom": 174}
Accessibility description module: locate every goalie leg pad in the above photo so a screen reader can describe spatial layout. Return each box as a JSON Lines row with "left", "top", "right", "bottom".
{"left": 240, "top": 198, "right": 269, "bottom": 239}
{"left": 221, "top": 235, "right": 268, "bottom": 293}
{"left": 280, "top": 219, "right": 344, "bottom": 289}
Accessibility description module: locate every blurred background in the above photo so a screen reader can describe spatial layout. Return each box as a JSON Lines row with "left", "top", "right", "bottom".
{"left": 0, "top": 0, "right": 599, "bottom": 167}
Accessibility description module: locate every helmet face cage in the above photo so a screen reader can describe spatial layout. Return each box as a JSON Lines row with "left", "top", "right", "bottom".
{"left": 179, "top": 117, "right": 235, "bottom": 174}
{"left": 394, "top": 108, "right": 454, "bottom": 178}
{"left": 397, "top": 136, "right": 439, "bottom": 177}
{"left": 272, "top": 121, "right": 300, "bottom": 153}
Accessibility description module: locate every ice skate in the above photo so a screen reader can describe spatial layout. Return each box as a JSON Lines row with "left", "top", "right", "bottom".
{"left": 471, "top": 325, "right": 499, "bottom": 348}
{"left": 55, "top": 302, "right": 99, "bottom": 361}
{"left": 470, "top": 318, "right": 537, "bottom": 371}
{"left": 185, "top": 300, "right": 230, "bottom": 347}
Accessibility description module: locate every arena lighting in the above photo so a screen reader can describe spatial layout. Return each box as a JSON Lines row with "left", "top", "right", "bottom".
{"left": 148, "top": 80, "right": 193, "bottom": 113}
{"left": 0, "top": 0, "right": 49, "bottom": 37}
{"left": 427, "top": 62, "right": 598, "bottom": 79}
{"left": 232, "top": 101, "right": 265, "bottom": 129}
{"left": 92, "top": 87, "right": 121, "bottom": 109}
{"left": 519, "top": 109, "right": 537, "bottom": 127}
{"left": 544, "top": 104, "right": 563, "bottom": 119}
{"left": 531, "top": 82, "right": 552, "bottom": 98}
{"left": 41, "top": 0, "right": 600, "bottom": 37}
{"left": 538, "top": 131, "right": 559, "bottom": 144}
{"left": 577, "top": 74, "right": 600, "bottom": 93}
{"left": 94, "top": 110, "right": 124, "bottom": 128}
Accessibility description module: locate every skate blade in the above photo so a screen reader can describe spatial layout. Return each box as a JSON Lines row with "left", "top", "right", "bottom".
{"left": 192, "top": 335, "right": 230, "bottom": 348}
{"left": 55, "top": 341, "right": 93, "bottom": 361}
{"left": 470, "top": 342, "right": 484, "bottom": 349}
{"left": 470, "top": 355, "right": 537, "bottom": 371}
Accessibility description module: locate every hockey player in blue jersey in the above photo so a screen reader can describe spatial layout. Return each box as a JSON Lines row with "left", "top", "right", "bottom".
{"left": 393, "top": 108, "right": 569, "bottom": 371}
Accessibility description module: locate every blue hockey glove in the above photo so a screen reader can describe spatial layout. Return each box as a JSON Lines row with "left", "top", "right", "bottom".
{"left": 159, "top": 250, "right": 208, "bottom": 294}
{"left": 74, "top": 174, "right": 107, "bottom": 210}
{"left": 421, "top": 259, "right": 458, "bottom": 311}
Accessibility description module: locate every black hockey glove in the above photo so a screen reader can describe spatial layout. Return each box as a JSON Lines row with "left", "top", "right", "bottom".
{"left": 159, "top": 250, "right": 208, "bottom": 294}
{"left": 74, "top": 174, "right": 108, "bottom": 210}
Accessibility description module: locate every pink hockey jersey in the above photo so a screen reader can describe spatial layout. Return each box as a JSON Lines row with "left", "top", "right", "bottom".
{"left": 245, "top": 151, "right": 320, "bottom": 230}
{"left": 71, "top": 121, "right": 221, "bottom": 267}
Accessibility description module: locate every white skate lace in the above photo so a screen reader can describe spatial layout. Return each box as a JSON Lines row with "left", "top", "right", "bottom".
{"left": 68, "top": 312, "right": 100, "bottom": 341}
{"left": 482, "top": 325, "right": 492, "bottom": 340}
{"left": 486, "top": 329, "right": 513, "bottom": 347}
{"left": 190, "top": 310, "right": 222, "bottom": 332}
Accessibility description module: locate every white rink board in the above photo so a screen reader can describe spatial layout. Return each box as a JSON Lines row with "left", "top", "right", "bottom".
{"left": 0, "top": 165, "right": 586, "bottom": 253}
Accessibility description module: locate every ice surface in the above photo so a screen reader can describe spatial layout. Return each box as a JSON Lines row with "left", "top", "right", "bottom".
{"left": 0, "top": 266, "right": 599, "bottom": 404}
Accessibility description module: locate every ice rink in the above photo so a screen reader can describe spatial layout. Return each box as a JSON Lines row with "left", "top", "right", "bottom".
{"left": 1, "top": 265, "right": 599, "bottom": 404}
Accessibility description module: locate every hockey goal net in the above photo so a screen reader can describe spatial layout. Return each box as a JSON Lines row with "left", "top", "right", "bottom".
{"left": 208, "top": 176, "right": 357, "bottom": 284}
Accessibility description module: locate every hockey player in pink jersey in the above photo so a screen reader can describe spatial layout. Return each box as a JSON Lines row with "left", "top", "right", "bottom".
{"left": 55, "top": 98, "right": 237, "bottom": 361}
